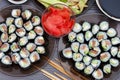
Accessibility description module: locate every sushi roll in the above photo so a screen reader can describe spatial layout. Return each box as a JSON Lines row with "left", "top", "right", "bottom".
{"left": 99, "top": 21, "right": 109, "bottom": 31}
{"left": 110, "top": 47, "right": 118, "bottom": 57}
{"left": 85, "top": 31, "right": 93, "bottom": 41}
{"left": 96, "top": 31, "right": 108, "bottom": 42}
{"left": 10, "top": 42, "right": 20, "bottom": 52}
{"left": 62, "top": 48, "right": 73, "bottom": 59}
{"left": 11, "top": 9, "right": 21, "bottom": 18}
{"left": 68, "top": 32, "right": 76, "bottom": 42}
{"left": 22, "top": 10, "right": 32, "bottom": 20}
{"left": 26, "top": 43, "right": 36, "bottom": 52}
{"left": 91, "top": 59, "right": 101, "bottom": 68}
{"left": 79, "top": 44, "right": 89, "bottom": 55}
{"left": 83, "top": 56, "right": 92, "bottom": 65}
{"left": 72, "top": 23, "right": 82, "bottom": 33}
{"left": 24, "top": 21, "right": 33, "bottom": 31}
{"left": 16, "top": 28, "right": 26, "bottom": 37}
{"left": 28, "top": 30, "right": 36, "bottom": 39}
{"left": 34, "top": 26, "right": 44, "bottom": 36}
{"left": 107, "top": 28, "right": 117, "bottom": 37}
{"left": 0, "top": 23, "right": 7, "bottom": 32}
{"left": 82, "top": 22, "right": 91, "bottom": 31}
{"left": 92, "top": 24, "right": 99, "bottom": 35}
{"left": 103, "top": 64, "right": 111, "bottom": 74}
{"left": 111, "top": 37, "right": 120, "bottom": 45}
{"left": 0, "top": 52, "right": 5, "bottom": 59}
{"left": 1, "top": 32, "right": 8, "bottom": 42}
{"left": 18, "top": 58, "right": 31, "bottom": 69}
{"left": 30, "top": 51, "right": 40, "bottom": 63}
{"left": 100, "top": 52, "right": 111, "bottom": 62}
{"left": 19, "top": 36, "right": 28, "bottom": 46}
{"left": 92, "top": 69, "right": 103, "bottom": 80}
{"left": 84, "top": 65, "right": 94, "bottom": 75}
{"left": 36, "top": 46, "right": 45, "bottom": 54}
{"left": 73, "top": 53, "right": 83, "bottom": 62}
{"left": 8, "top": 24, "right": 16, "bottom": 34}
{"left": 71, "top": 42, "right": 79, "bottom": 53}
{"left": 15, "top": 17, "right": 23, "bottom": 28}
{"left": 76, "top": 33, "right": 84, "bottom": 43}
{"left": 1, "top": 43, "right": 9, "bottom": 52}
{"left": 110, "top": 58, "right": 119, "bottom": 67}
{"left": 8, "top": 33, "right": 17, "bottom": 43}
{"left": 11, "top": 53, "right": 21, "bottom": 64}
{"left": 101, "top": 39, "right": 112, "bottom": 51}
{"left": 89, "top": 47, "right": 101, "bottom": 57}
{"left": 75, "top": 62, "right": 85, "bottom": 70}
{"left": 117, "top": 47, "right": 120, "bottom": 58}
{"left": 1, "top": 55, "right": 12, "bottom": 66}
{"left": 34, "top": 36, "right": 45, "bottom": 45}
{"left": 89, "top": 38, "right": 99, "bottom": 49}
{"left": 6, "top": 17, "right": 14, "bottom": 26}
{"left": 20, "top": 48, "right": 30, "bottom": 58}
{"left": 32, "top": 16, "right": 40, "bottom": 26}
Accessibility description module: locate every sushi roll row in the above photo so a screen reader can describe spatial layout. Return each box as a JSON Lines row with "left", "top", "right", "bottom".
{"left": 0, "top": 9, "right": 46, "bottom": 69}
{"left": 62, "top": 21, "right": 120, "bottom": 79}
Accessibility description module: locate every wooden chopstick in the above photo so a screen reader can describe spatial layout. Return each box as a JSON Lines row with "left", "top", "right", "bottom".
{"left": 54, "top": 72, "right": 68, "bottom": 80}
{"left": 43, "top": 73, "right": 55, "bottom": 80}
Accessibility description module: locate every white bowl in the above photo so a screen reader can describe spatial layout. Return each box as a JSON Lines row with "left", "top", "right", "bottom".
{"left": 8, "top": 0, "right": 27, "bottom": 4}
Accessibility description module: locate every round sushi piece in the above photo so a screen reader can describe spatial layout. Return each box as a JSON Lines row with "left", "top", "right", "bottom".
{"left": 8, "top": 24, "right": 16, "bottom": 34}
{"left": 85, "top": 31, "right": 93, "bottom": 41}
{"left": 82, "top": 22, "right": 91, "bottom": 31}
{"left": 117, "top": 47, "right": 120, "bottom": 58}
{"left": 91, "top": 59, "right": 101, "bottom": 68}
{"left": 107, "top": 28, "right": 117, "bottom": 37}
{"left": 68, "top": 32, "right": 76, "bottom": 42}
{"left": 20, "top": 48, "right": 30, "bottom": 58}
{"left": 18, "top": 58, "right": 31, "bottom": 69}
{"left": 83, "top": 56, "right": 92, "bottom": 65}
{"left": 92, "top": 24, "right": 99, "bottom": 35}
{"left": 100, "top": 52, "right": 111, "bottom": 62}
{"left": 71, "top": 42, "right": 79, "bottom": 53}
{"left": 84, "top": 65, "right": 94, "bottom": 75}
{"left": 75, "top": 62, "right": 85, "bottom": 70}
{"left": 15, "top": 17, "right": 23, "bottom": 28}
{"left": 8, "top": 33, "right": 17, "bottom": 43}
{"left": 30, "top": 51, "right": 40, "bottom": 63}
{"left": 1, "top": 43, "right": 9, "bottom": 52}
{"left": 28, "top": 30, "right": 36, "bottom": 39}
{"left": 36, "top": 46, "right": 45, "bottom": 54}
{"left": 26, "top": 43, "right": 36, "bottom": 52}
{"left": 99, "top": 21, "right": 109, "bottom": 31}
{"left": 79, "top": 44, "right": 89, "bottom": 55}
{"left": 76, "top": 33, "right": 84, "bottom": 43}
{"left": 89, "top": 47, "right": 101, "bottom": 57}
{"left": 32, "top": 16, "right": 40, "bottom": 26}
{"left": 110, "top": 58, "right": 119, "bottom": 67}
{"left": 72, "top": 23, "right": 82, "bottom": 33}
{"left": 96, "top": 31, "right": 108, "bottom": 42}
{"left": 6, "top": 17, "right": 14, "bottom": 26}
{"left": 0, "top": 52, "right": 5, "bottom": 59}
{"left": 34, "top": 26, "right": 44, "bottom": 36}
{"left": 111, "top": 37, "right": 120, "bottom": 45}
{"left": 0, "top": 23, "right": 7, "bottom": 32}
{"left": 62, "top": 48, "right": 73, "bottom": 59}
{"left": 19, "top": 36, "right": 28, "bottom": 46}
{"left": 89, "top": 38, "right": 99, "bottom": 49}
{"left": 22, "top": 10, "right": 32, "bottom": 20}
{"left": 16, "top": 28, "right": 26, "bottom": 37}
{"left": 24, "top": 21, "right": 33, "bottom": 31}
{"left": 11, "top": 53, "right": 21, "bottom": 64}
{"left": 92, "top": 69, "right": 103, "bottom": 80}
{"left": 34, "top": 36, "right": 45, "bottom": 45}
{"left": 1, "top": 32, "right": 8, "bottom": 42}
{"left": 103, "top": 64, "right": 111, "bottom": 74}
{"left": 10, "top": 42, "right": 20, "bottom": 52}
{"left": 110, "top": 47, "right": 118, "bottom": 57}
{"left": 11, "top": 9, "right": 21, "bottom": 18}
{"left": 1, "top": 55, "right": 12, "bottom": 65}
{"left": 73, "top": 53, "right": 83, "bottom": 62}
{"left": 101, "top": 39, "right": 112, "bottom": 51}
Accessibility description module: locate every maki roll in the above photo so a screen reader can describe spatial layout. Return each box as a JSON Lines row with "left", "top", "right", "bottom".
{"left": 103, "top": 64, "right": 111, "bottom": 74}
{"left": 76, "top": 33, "right": 84, "bottom": 43}
{"left": 110, "top": 58, "right": 119, "bottom": 67}
{"left": 75, "top": 62, "right": 85, "bottom": 70}
{"left": 20, "top": 48, "right": 30, "bottom": 58}
{"left": 99, "top": 21, "right": 109, "bottom": 31}
{"left": 22, "top": 10, "right": 32, "bottom": 20}
{"left": 26, "top": 43, "right": 36, "bottom": 52}
{"left": 73, "top": 53, "right": 83, "bottom": 62}
{"left": 0, "top": 23, "right": 7, "bottom": 32}
{"left": 82, "top": 22, "right": 91, "bottom": 31}
{"left": 91, "top": 59, "right": 101, "bottom": 68}
{"left": 84, "top": 65, "right": 94, "bottom": 75}
{"left": 71, "top": 42, "right": 79, "bottom": 53}
{"left": 6, "top": 17, "right": 14, "bottom": 26}
{"left": 19, "top": 36, "right": 28, "bottom": 46}
{"left": 1, "top": 55, "right": 12, "bottom": 66}
{"left": 72, "top": 23, "right": 82, "bottom": 33}
{"left": 34, "top": 26, "right": 44, "bottom": 36}
{"left": 15, "top": 17, "right": 23, "bottom": 28}
{"left": 85, "top": 31, "right": 93, "bottom": 41}
{"left": 83, "top": 56, "right": 92, "bottom": 65}
{"left": 10, "top": 42, "right": 20, "bottom": 52}
{"left": 28, "top": 30, "right": 36, "bottom": 39}
{"left": 68, "top": 32, "right": 76, "bottom": 42}
{"left": 79, "top": 44, "right": 89, "bottom": 55}
{"left": 101, "top": 39, "right": 112, "bottom": 51}
{"left": 11, "top": 53, "right": 21, "bottom": 64}
{"left": 1, "top": 33, "right": 8, "bottom": 42}
{"left": 8, "top": 24, "right": 16, "bottom": 34}
{"left": 34, "top": 36, "right": 45, "bottom": 45}
{"left": 96, "top": 32, "right": 108, "bottom": 42}
{"left": 36, "top": 46, "right": 45, "bottom": 54}
{"left": 92, "top": 24, "right": 99, "bottom": 35}
{"left": 24, "top": 21, "right": 33, "bottom": 31}
{"left": 11, "top": 9, "right": 21, "bottom": 18}
{"left": 92, "top": 69, "right": 103, "bottom": 80}
{"left": 110, "top": 47, "right": 118, "bottom": 57}
{"left": 89, "top": 47, "right": 101, "bottom": 57}
{"left": 30, "top": 51, "right": 40, "bottom": 63}
{"left": 0, "top": 52, "right": 5, "bottom": 59}
{"left": 32, "top": 16, "right": 40, "bottom": 26}
{"left": 8, "top": 33, "right": 17, "bottom": 43}
{"left": 89, "top": 38, "right": 99, "bottom": 49}
{"left": 16, "top": 28, "right": 26, "bottom": 37}
{"left": 107, "top": 28, "right": 117, "bottom": 37}
{"left": 62, "top": 48, "right": 73, "bottom": 59}
{"left": 1, "top": 43, "right": 9, "bottom": 52}
{"left": 100, "top": 52, "right": 111, "bottom": 62}
{"left": 111, "top": 37, "right": 120, "bottom": 45}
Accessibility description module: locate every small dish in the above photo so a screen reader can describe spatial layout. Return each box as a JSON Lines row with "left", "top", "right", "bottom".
{"left": 8, "top": 0, "right": 27, "bottom": 4}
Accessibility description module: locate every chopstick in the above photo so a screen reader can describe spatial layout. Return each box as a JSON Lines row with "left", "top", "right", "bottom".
{"left": 54, "top": 72, "right": 68, "bottom": 80}
{"left": 43, "top": 73, "right": 55, "bottom": 80}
